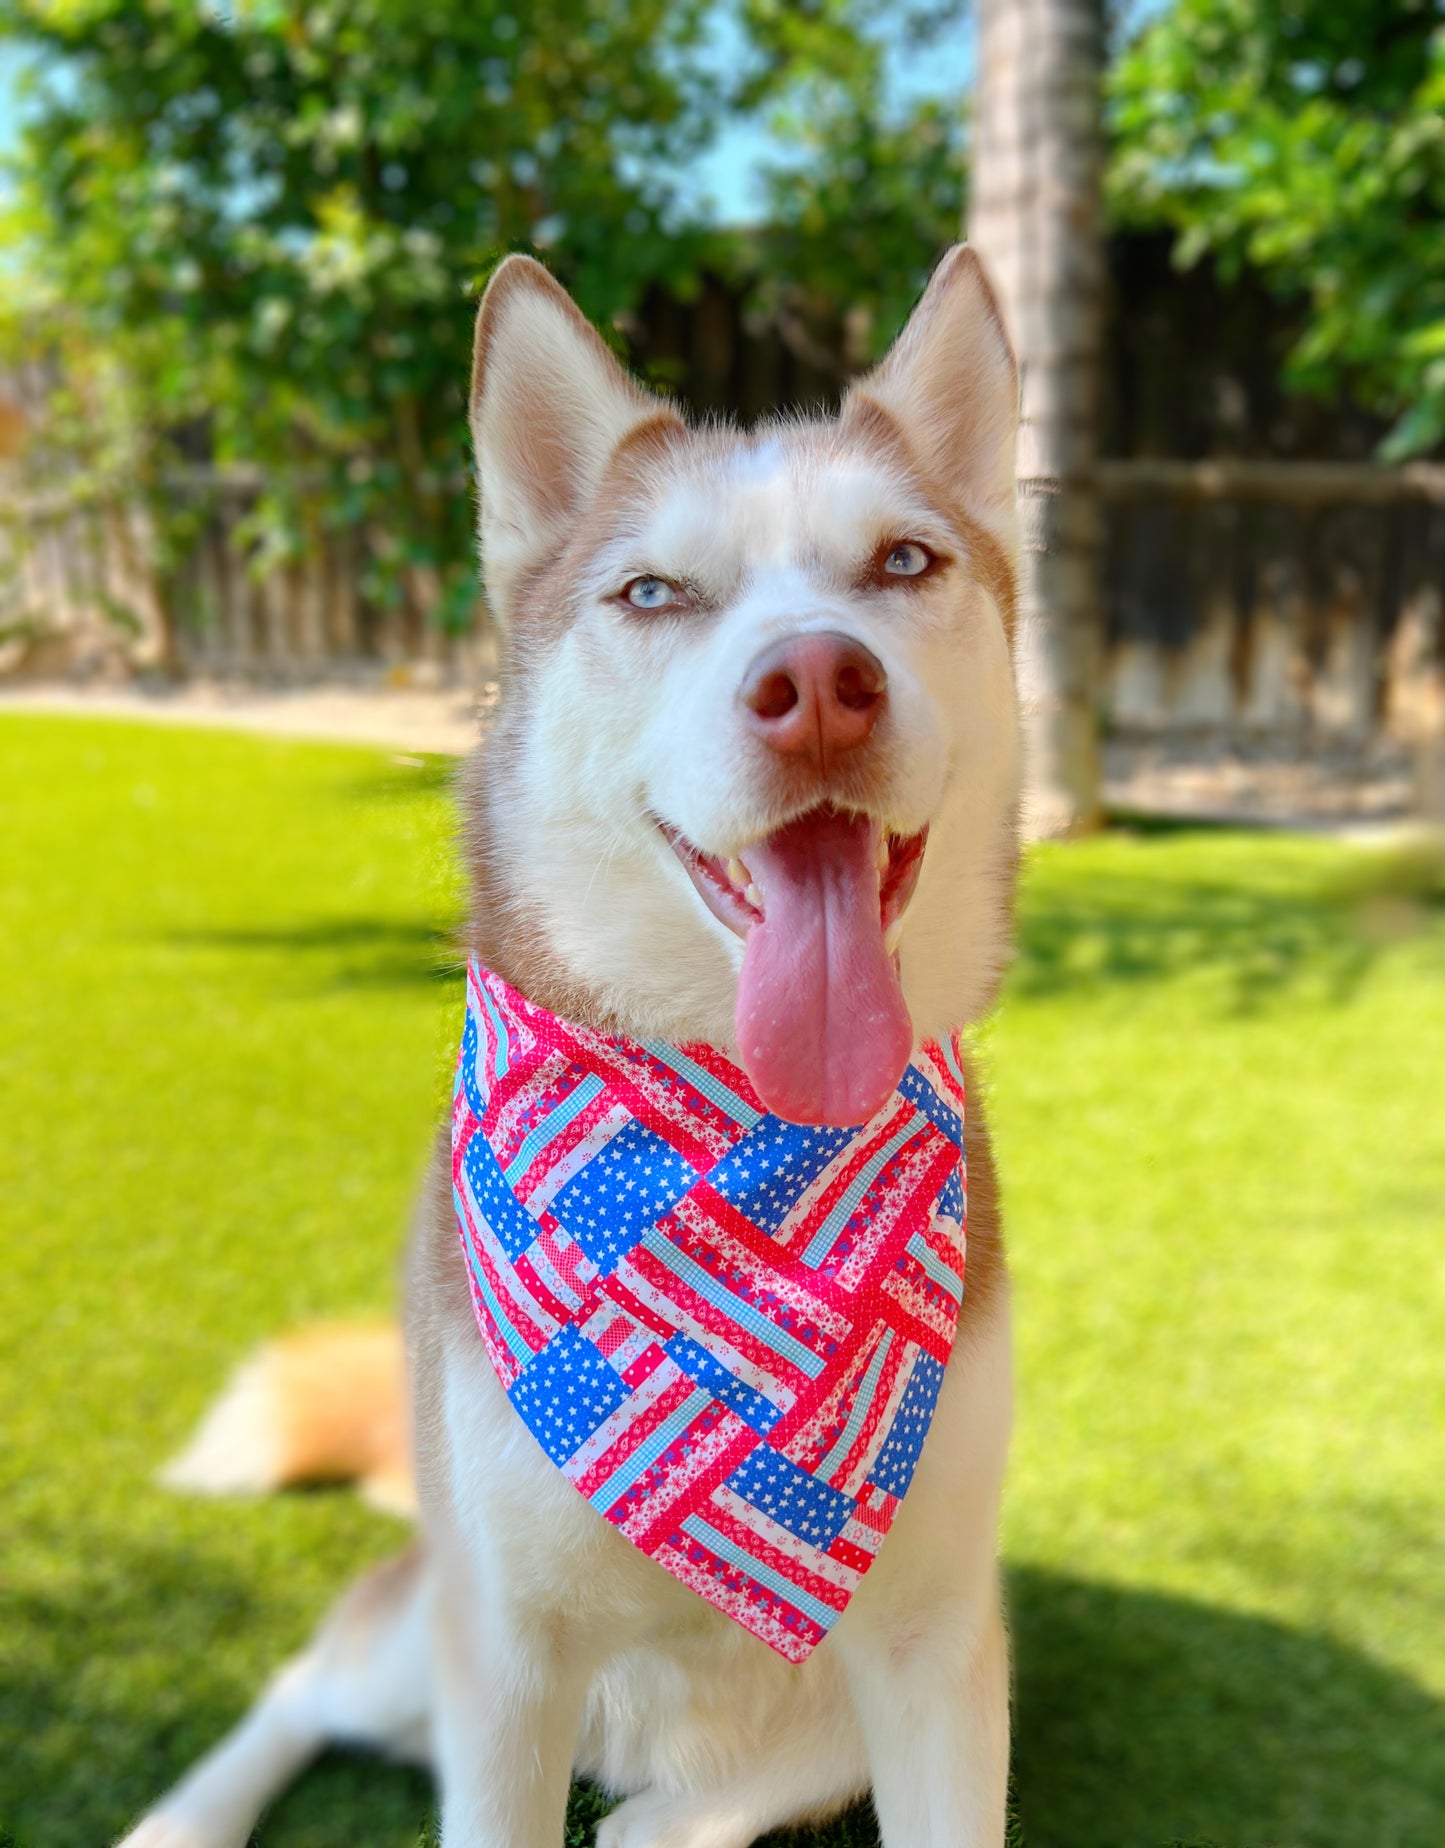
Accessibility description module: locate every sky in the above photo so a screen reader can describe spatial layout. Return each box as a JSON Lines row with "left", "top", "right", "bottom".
{"left": 0, "top": 43, "right": 24, "bottom": 151}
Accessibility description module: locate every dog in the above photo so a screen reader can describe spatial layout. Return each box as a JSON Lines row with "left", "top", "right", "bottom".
{"left": 121, "top": 242, "right": 1022, "bottom": 1848}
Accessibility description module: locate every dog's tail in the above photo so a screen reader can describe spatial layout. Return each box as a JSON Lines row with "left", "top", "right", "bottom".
{"left": 161, "top": 1321, "right": 416, "bottom": 1517}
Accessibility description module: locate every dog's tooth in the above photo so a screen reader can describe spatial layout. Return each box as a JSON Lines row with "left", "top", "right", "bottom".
{"left": 884, "top": 918, "right": 904, "bottom": 956}
{"left": 876, "top": 835, "right": 890, "bottom": 875}
{"left": 744, "top": 882, "right": 764, "bottom": 911}
{"left": 726, "top": 857, "right": 748, "bottom": 889}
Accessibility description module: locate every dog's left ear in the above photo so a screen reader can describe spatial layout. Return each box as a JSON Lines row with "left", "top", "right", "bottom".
{"left": 844, "top": 245, "right": 1018, "bottom": 533}
{"left": 470, "top": 255, "right": 682, "bottom": 622}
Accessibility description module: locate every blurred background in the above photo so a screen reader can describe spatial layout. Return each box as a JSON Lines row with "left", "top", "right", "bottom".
{"left": 0, "top": 3, "right": 1442, "bottom": 1847}
{"left": 1, "top": 0, "right": 1443, "bottom": 831}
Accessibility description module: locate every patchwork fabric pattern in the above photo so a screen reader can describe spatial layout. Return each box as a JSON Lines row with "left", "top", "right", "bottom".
{"left": 452, "top": 960, "right": 968, "bottom": 1662}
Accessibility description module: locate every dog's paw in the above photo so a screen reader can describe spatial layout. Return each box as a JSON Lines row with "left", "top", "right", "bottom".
{"left": 595, "top": 1789, "right": 758, "bottom": 1848}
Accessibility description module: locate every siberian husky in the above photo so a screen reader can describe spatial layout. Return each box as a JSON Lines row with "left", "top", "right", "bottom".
{"left": 121, "top": 243, "right": 1022, "bottom": 1848}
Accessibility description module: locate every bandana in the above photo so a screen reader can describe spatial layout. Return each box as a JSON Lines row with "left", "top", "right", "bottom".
{"left": 451, "top": 960, "right": 967, "bottom": 1663}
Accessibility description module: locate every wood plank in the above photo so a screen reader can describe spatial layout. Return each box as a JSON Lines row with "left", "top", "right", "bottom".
{"left": 1098, "top": 459, "right": 1445, "bottom": 505}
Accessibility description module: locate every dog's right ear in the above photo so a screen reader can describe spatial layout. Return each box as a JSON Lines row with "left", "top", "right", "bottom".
{"left": 470, "top": 256, "right": 680, "bottom": 623}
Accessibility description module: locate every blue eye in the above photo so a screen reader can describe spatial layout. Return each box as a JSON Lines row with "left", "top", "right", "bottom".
{"left": 884, "top": 542, "right": 931, "bottom": 578}
{"left": 624, "top": 576, "right": 680, "bottom": 610}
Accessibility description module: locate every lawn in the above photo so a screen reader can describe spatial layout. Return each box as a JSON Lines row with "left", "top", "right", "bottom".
{"left": 1, "top": 711, "right": 1442, "bottom": 1848}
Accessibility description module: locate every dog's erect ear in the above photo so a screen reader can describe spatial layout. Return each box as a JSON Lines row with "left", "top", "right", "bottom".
{"left": 844, "top": 245, "right": 1018, "bottom": 531}
{"left": 469, "top": 255, "right": 679, "bottom": 619}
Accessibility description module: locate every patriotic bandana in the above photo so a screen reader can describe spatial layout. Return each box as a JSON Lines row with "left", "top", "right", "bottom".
{"left": 451, "top": 960, "right": 968, "bottom": 1663}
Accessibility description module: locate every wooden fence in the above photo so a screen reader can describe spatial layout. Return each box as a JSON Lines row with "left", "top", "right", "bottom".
{"left": 0, "top": 470, "right": 482, "bottom": 680}
{"left": 1098, "top": 460, "right": 1445, "bottom": 747}
{"left": 3, "top": 458, "right": 1443, "bottom": 755}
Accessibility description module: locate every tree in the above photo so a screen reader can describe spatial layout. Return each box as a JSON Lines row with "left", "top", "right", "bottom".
{"left": 1109, "top": 0, "right": 1445, "bottom": 460}
{"left": 737, "top": 0, "right": 967, "bottom": 368}
{"left": 0, "top": 0, "right": 973, "bottom": 650}
{"left": 969, "top": 0, "right": 1108, "bottom": 837}
{"left": 0, "top": 0, "right": 722, "bottom": 635}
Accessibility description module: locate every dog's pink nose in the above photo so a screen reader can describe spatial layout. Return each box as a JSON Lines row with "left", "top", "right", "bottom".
{"left": 740, "top": 632, "right": 887, "bottom": 771}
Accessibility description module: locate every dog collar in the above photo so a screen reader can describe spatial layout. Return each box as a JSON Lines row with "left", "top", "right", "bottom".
{"left": 451, "top": 960, "right": 968, "bottom": 1662}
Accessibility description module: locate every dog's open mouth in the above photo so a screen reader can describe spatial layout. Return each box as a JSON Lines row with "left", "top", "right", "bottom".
{"left": 660, "top": 807, "right": 927, "bottom": 1128}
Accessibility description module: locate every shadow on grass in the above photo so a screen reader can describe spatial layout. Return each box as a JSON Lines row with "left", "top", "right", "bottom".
{"left": 164, "top": 918, "right": 466, "bottom": 992}
{"left": 5, "top": 1539, "right": 1441, "bottom": 1848}
{"left": 1014, "top": 839, "right": 1445, "bottom": 1011}
{"left": 1009, "top": 1566, "right": 1445, "bottom": 1847}
{"left": 0, "top": 1524, "right": 433, "bottom": 1848}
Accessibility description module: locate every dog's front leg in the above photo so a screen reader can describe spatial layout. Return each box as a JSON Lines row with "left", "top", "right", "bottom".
{"left": 430, "top": 1553, "right": 597, "bottom": 1848}
{"left": 840, "top": 1579, "right": 1009, "bottom": 1847}
{"left": 839, "top": 1291, "right": 1014, "bottom": 1848}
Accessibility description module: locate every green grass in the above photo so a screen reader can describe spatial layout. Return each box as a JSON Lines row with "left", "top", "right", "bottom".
{"left": 2, "top": 712, "right": 1442, "bottom": 1848}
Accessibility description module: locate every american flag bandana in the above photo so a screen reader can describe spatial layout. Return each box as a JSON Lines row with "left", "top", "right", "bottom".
{"left": 452, "top": 960, "right": 968, "bottom": 1662}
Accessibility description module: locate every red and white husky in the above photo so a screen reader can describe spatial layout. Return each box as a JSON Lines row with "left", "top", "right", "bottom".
{"left": 122, "top": 243, "right": 1022, "bottom": 1848}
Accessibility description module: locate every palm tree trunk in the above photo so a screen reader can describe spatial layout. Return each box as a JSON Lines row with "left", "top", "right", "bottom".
{"left": 969, "top": 0, "right": 1106, "bottom": 836}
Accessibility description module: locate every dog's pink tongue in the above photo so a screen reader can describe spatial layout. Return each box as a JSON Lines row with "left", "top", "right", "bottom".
{"left": 736, "top": 809, "right": 912, "bottom": 1127}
